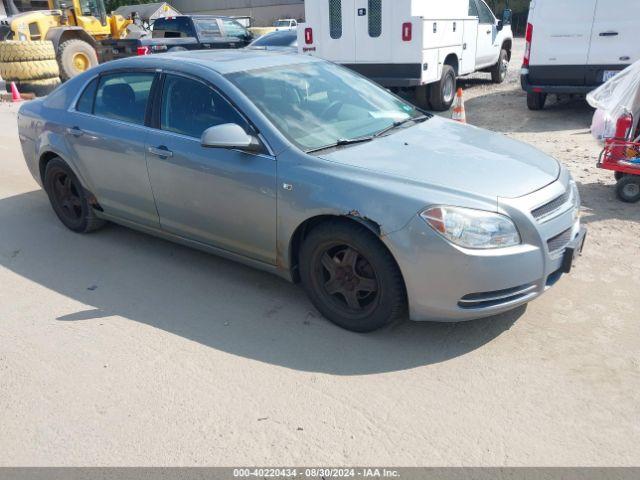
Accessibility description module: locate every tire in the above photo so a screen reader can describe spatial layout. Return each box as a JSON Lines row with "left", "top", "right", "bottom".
{"left": 414, "top": 84, "right": 431, "bottom": 110}
{"left": 299, "top": 220, "right": 407, "bottom": 332}
{"left": 491, "top": 49, "right": 509, "bottom": 83}
{"left": 15, "top": 77, "right": 61, "bottom": 97}
{"left": 0, "top": 40, "right": 56, "bottom": 62}
{"left": 57, "top": 39, "right": 99, "bottom": 81}
{"left": 43, "top": 157, "right": 106, "bottom": 233}
{"left": 0, "top": 59, "right": 60, "bottom": 82}
{"left": 527, "top": 91, "right": 547, "bottom": 111}
{"left": 616, "top": 175, "right": 640, "bottom": 203}
{"left": 614, "top": 171, "right": 626, "bottom": 181}
{"left": 429, "top": 65, "right": 456, "bottom": 111}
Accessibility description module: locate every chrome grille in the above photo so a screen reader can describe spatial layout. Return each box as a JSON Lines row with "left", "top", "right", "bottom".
{"left": 531, "top": 191, "right": 570, "bottom": 221}
{"left": 547, "top": 228, "right": 573, "bottom": 253}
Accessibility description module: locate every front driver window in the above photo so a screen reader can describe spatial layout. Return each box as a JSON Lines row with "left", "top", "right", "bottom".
{"left": 477, "top": 0, "right": 495, "bottom": 24}
{"left": 160, "top": 75, "right": 247, "bottom": 139}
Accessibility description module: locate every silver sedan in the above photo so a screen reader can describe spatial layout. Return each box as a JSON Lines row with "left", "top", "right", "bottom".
{"left": 17, "top": 50, "right": 586, "bottom": 332}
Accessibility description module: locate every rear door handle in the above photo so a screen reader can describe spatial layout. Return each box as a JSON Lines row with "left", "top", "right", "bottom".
{"left": 148, "top": 146, "right": 173, "bottom": 158}
{"left": 66, "top": 126, "right": 84, "bottom": 137}
{"left": 600, "top": 31, "right": 619, "bottom": 36}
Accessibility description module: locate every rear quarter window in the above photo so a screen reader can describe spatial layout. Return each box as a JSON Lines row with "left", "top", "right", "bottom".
{"left": 76, "top": 78, "right": 98, "bottom": 113}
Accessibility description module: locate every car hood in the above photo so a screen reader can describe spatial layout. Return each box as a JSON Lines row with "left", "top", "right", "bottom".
{"left": 319, "top": 116, "right": 560, "bottom": 199}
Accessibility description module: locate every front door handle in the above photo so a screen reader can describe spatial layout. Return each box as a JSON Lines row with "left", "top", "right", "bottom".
{"left": 486, "top": 29, "right": 491, "bottom": 34}
{"left": 600, "top": 31, "right": 619, "bottom": 37}
{"left": 66, "top": 126, "right": 84, "bottom": 137}
{"left": 148, "top": 146, "right": 173, "bottom": 158}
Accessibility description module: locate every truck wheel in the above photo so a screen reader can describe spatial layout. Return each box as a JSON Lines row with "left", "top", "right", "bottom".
{"left": 0, "top": 59, "right": 60, "bottom": 81}
{"left": 414, "top": 84, "right": 431, "bottom": 110}
{"left": 429, "top": 65, "right": 456, "bottom": 111}
{"left": 491, "top": 49, "right": 509, "bottom": 83}
{"left": 57, "top": 39, "right": 98, "bottom": 81}
{"left": 0, "top": 40, "right": 56, "bottom": 62}
{"left": 616, "top": 175, "right": 640, "bottom": 203}
{"left": 15, "top": 77, "right": 61, "bottom": 97}
{"left": 527, "top": 92, "right": 547, "bottom": 111}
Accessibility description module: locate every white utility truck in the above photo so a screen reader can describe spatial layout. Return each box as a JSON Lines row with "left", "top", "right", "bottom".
{"left": 298, "top": 0, "right": 513, "bottom": 111}
{"left": 521, "top": 0, "right": 640, "bottom": 111}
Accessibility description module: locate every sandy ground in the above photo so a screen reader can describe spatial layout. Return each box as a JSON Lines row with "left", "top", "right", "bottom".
{"left": 0, "top": 39, "right": 639, "bottom": 467}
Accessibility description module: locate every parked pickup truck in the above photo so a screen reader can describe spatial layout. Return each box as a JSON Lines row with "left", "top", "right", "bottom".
{"left": 99, "top": 15, "right": 253, "bottom": 62}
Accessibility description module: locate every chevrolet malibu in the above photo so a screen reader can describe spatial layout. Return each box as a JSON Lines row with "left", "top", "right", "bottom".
{"left": 17, "top": 51, "right": 586, "bottom": 332}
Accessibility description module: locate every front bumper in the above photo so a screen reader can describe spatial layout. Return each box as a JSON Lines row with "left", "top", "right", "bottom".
{"left": 384, "top": 176, "right": 585, "bottom": 322}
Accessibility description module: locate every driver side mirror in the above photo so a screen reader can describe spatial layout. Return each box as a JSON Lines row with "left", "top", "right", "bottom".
{"left": 497, "top": 20, "right": 504, "bottom": 31}
{"left": 201, "top": 123, "right": 262, "bottom": 153}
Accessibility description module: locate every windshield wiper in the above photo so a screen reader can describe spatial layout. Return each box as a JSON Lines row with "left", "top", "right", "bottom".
{"left": 374, "top": 115, "right": 430, "bottom": 138}
{"left": 306, "top": 136, "right": 374, "bottom": 153}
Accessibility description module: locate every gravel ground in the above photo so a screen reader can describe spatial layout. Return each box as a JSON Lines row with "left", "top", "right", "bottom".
{"left": 0, "top": 39, "right": 638, "bottom": 466}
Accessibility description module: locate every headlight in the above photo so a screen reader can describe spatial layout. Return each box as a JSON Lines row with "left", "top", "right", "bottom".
{"left": 570, "top": 180, "right": 580, "bottom": 220}
{"left": 420, "top": 206, "right": 521, "bottom": 249}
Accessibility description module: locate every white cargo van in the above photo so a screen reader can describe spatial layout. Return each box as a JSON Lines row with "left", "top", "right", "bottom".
{"left": 521, "top": 0, "right": 640, "bottom": 110}
{"left": 298, "top": 0, "right": 514, "bottom": 111}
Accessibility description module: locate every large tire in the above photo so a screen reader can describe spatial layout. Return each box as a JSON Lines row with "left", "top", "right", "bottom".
{"left": 0, "top": 40, "right": 56, "bottom": 62}
{"left": 0, "top": 59, "right": 60, "bottom": 81}
{"left": 43, "top": 157, "right": 106, "bottom": 233}
{"left": 429, "top": 64, "right": 456, "bottom": 111}
{"left": 57, "top": 39, "right": 99, "bottom": 81}
{"left": 490, "top": 49, "right": 509, "bottom": 83}
{"left": 527, "top": 91, "right": 547, "bottom": 111}
{"left": 15, "top": 77, "right": 61, "bottom": 97}
{"left": 299, "top": 220, "right": 407, "bottom": 332}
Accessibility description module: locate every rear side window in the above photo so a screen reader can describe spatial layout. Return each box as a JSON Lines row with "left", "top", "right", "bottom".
{"left": 368, "top": 0, "right": 382, "bottom": 38}
{"left": 329, "top": 0, "right": 342, "bottom": 39}
{"left": 94, "top": 72, "right": 155, "bottom": 125}
{"left": 468, "top": 0, "right": 479, "bottom": 17}
{"left": 152, "top": 17, "right": 195, "bottom": 38}
{"left": 476, "top": 0, "right": 495, "bottom": 24}
{"left": 160, "top": 75, "right": 248, "bottom": 139}
{"left": 76, "top": 77, "right": 98, "bottom": 113}
{"left": 194, "top": 18, "right": 221, "bottom": 39}
{"left": 221, "top": 19, "right": 248, "bottom": 39}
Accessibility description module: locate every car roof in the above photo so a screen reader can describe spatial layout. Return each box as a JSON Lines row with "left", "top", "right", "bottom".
{"left": 152, "top": 49, "right": 319, "bottom": 74}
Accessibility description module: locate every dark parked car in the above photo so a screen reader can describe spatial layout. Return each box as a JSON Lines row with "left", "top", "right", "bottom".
{"left": 100, "top": 15, "right": 253, "bottom": 61}
{"left": 247, "top": 30, "right": 297, "bottom": 53}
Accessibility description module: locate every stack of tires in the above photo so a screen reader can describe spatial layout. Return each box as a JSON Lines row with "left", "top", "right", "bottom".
{"left": 0, "top": 41, "right": 61, "bottom": 97}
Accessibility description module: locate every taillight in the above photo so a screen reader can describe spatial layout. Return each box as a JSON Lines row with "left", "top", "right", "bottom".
{"left": 402, "top": 22, "right": 412, "bottom": 42}
{"left": 137, "top": 46, "right": 150, "bottom": 56}
{"left": 522, "top": 22, "right": 533, "bottom": 67}
{"left": 305, "top": 27, "right": 313, "bottom": 44}
{"left": 615, "top": 112, "right": 634, "bottom": 140}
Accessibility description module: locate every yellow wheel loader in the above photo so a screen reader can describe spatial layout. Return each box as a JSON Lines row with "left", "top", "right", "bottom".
{"left": 0, "top": 0, "right": 131, "bottom": 80}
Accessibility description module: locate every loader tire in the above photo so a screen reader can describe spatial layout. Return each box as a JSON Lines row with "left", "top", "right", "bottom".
{"left": 0, "top": 59, "right": 60, "bottom": 81}
{"left": 16, "top": 77, "right": 62, "bottom": 97}
{"left": 0, "top": 40, "right": 56, "bottom": 62}
{"left": 57, "top": 39, "right": 98, "bottom": 81}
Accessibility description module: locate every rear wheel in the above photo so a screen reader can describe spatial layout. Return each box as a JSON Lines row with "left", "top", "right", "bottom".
{"left": 616, "top": 175, "right": 640, "bottom": 203}
{"left": 490, "top": 49, "right": 509, "bottom": 83}
{"left": 429, "top": 65, "right": 456, "bottom": 111}
{"left": 414, "top": 84, "right": 431, "bottom": 110}
{"left": 527, "top": 91, "right": 547, "bottom": 111}
{"left": 44, "top": 157, "right": 105, "bottom": 233}
{"left": 299, "top": 220, "right": 407, "bottom": 332}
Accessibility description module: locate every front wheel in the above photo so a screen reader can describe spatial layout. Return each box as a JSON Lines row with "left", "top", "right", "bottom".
{"left": 299, "top": 220, "right": 407, "bottom": 332}
{"left": 491, "top": 49, "right": 509, "bottom": 83}
{"left": 616, "top": 175, "right": 640, "bottom": 203}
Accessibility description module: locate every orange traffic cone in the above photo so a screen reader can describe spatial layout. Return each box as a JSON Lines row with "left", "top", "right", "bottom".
{"left": 10, "top": 82, "right": 22, "bottom": 102}
{"left": 452, "top": 88, "right": 466, "bottom": 123}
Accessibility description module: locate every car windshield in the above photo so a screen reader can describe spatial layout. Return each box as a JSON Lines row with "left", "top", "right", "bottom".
{"left": 251, "top": 31, "right": 296, "bottom": 47}
{"left": 227, "top": 61, "right": 425, "bottom": 152}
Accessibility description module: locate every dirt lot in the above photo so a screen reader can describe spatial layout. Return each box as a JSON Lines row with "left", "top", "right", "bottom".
{"left": 1, "top": 39, "right": 639, "bottom": 466}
